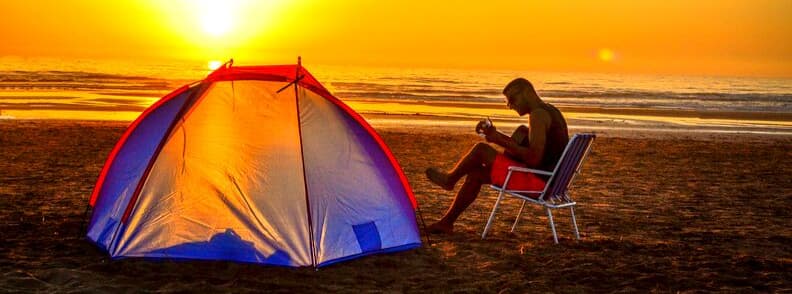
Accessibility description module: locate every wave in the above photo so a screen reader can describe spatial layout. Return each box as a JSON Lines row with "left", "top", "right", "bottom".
{"left": 336, "top": 89, "right": 792, "bottom": 103}
{"left": 539, "top": 89, "right": 792, "bottom": 102}
{"left": 334, "top": 90, "right": 791, "bottom": 112}
{"left": 330, "top": 80, "right": 790, "bottom": 100}
{"left": 375, "top": 76, "right": 464, "bottom": 84}
{"left": 0, "top": 71, "right": 177, "bottom": 92}
{"left": 0, "top": 102, "right": 146, "bottom": 112}
{"left": 0, "top": 70, "right": 165, "bottom": 82}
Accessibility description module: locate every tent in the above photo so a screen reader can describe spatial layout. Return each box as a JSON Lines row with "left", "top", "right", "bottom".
{"left": 86, "top": 60, "right": 421, "bottom": 267}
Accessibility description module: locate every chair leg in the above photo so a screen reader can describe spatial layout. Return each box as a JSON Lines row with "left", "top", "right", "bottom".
{"left": 511, "top": 200, "right": 527, "bottom": 232}
{"left": 546, "top": 207, "right": 558, "bottom": 244}
{"left": 570, "top": 206, "right": 580, "bottom": 240}
{"left": 482, "top": 191, "right": 505, "bottom": 239}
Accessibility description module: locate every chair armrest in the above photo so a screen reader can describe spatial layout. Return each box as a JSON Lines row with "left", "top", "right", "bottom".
{"left": 507, "top": 166, "right": 553, "bottom": 176}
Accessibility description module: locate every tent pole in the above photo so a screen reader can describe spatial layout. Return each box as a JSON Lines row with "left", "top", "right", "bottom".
{"left": 107, "top": 82, "right": 210, "bottom": 255}
{"left": 293, "top": 56, "right": 318, "bottom": 268}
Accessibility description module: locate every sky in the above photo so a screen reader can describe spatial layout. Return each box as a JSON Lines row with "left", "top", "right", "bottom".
{"left": 0, "top": 0, "right": 790, "bottom": 77}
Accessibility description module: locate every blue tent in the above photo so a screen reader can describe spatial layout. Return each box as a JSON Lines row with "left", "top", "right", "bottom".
{"left": 86, "top": 62, "right": 421, "bottom": 267}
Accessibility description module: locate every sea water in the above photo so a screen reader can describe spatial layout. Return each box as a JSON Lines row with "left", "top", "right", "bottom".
{"left": 1, "top": 56, "right": 790, "bottom": 133}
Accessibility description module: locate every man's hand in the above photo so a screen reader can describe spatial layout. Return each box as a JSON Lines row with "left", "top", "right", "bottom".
{"left": 475, "top": 120, "right": 488, "bottom": 135}
{"left": 483, "top": 124, "right": 498, "bottom": 142}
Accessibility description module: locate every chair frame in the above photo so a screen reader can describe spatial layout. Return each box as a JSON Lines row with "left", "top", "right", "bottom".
{"left": 481, "top": 133, "right": 595, "bottom": 243}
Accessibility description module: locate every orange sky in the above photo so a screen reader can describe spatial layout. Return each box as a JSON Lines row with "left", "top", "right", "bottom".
{"left": 1, "top": 0, "right": 790, "bottom": 77}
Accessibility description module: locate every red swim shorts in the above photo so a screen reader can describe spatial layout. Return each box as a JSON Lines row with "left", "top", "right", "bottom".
{"left": 490, "top": 154, "right": 547, "bottom": 192}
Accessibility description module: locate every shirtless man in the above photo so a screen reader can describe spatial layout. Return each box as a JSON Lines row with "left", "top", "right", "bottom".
{"left": 425, "top": 78, "right": 569, "bottom": 234}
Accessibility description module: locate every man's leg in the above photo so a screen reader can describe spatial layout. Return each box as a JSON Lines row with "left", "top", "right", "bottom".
{"left": 426, "top": 142, "right": 497, "bottom": 191}
{"left": 426, "top": 143, "right": 497, "bottom": 233}
{"left": 512, "top": 125, "right": 530, "bottom": 145}
{"left": 427, "top": 168, "right": 490, "bottom": 233}
{"left": 505, "top": 125, "right": 530, "bottom": 158}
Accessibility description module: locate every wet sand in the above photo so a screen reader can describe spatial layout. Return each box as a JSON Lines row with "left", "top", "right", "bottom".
{"left": 1, "top": 120, "right": 790, "bottom": 292}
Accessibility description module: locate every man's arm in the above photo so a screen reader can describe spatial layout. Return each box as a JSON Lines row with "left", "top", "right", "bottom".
{"left": 485, "top": 109, "right": 551, "bottom": 167}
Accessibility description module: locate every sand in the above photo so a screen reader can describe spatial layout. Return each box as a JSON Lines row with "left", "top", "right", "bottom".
{"left": 1, "top": 120, "right": 790, "bottom": 292}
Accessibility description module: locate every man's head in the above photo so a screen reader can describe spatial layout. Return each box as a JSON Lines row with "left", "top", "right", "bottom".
{"left": 503, "top": 78, "right": 541, "bottom": 116}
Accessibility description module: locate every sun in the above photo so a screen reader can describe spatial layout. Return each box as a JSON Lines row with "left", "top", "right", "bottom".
{"left": 199, "top": 0, "right": 233, "bottom": 37}
{"left": 208, "top": 60, "right": 223, "bottom": 70}
{"left": 598, "top": 48, "right": 616, "bottom": 62}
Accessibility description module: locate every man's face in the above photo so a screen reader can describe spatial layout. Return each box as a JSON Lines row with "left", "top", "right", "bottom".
{"left": 504, "top": 89, "right": 527, "bottom": 115}
{"left": 505, "top": 89, "right": 519, "bottom": 110}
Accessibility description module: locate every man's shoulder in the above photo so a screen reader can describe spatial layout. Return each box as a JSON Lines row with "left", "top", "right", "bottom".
{"left": 529, "top": 107, "right": 551, "bottom": 121}
{"left": 542, "top": 102, "right": 564, "bottom": 115}
{"left": 540, "top": 102, "right": 567, "bottom": 122}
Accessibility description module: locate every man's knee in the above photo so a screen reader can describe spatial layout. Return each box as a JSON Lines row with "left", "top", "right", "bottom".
{"left": 471, "top": 142, "right": 497, "bottom": 165}
{"left": 513, "top": 125, "right": 529, "bottom": 136}
{"left": 472, "top": 142, "right": 494, "bottom": 153}
{"left": 511, "top": 125, "right": 530, "bottom": 146}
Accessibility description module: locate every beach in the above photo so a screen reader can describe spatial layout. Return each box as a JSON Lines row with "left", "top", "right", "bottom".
{"left": 3, "top": 0, "right": 792, "bottom": 291}
{"left": 1, "top": 119, "right": 790, "bottom": 292}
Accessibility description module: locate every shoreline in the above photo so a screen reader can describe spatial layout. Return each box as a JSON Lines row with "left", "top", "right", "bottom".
{"left": 362, "top": 114, "right": 792, "bottom": 141}
{"left": 3, "top": 116, "right": 792, "bottom": 143}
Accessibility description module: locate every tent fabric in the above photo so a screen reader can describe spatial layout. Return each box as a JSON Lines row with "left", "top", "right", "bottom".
{"left": 87, "top": 64, "right": 420, "bottom": 267}
{"left": 298, "top": 87, "right": 419, "bottom": 266}
{"left": 87, "top": 85, "right": 194, "bottom": 249}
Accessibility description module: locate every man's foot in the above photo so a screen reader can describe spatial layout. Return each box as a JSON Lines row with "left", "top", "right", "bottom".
{"left": 425, "top": 167, "right": 455, "bottom": 191}
{"left": 426, "top": 221, "right": 454, "bottom": 234}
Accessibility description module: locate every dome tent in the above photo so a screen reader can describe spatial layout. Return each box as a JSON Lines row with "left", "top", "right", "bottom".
{"left": 86, "top": 59, "right": 421, "bottom": 267}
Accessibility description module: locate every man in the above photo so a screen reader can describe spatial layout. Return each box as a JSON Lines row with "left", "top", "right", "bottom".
{"left": 425, "top": 78, "right": 569, "bottom": 234}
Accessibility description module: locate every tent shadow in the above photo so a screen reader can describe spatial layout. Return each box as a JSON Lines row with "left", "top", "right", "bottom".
{"left": 147, "top": 229, "right": 290, "bottom": 265}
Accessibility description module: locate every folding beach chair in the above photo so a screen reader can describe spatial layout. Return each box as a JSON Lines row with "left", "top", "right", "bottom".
{"left": 481, "top": 133, "right": 596, "bottom": 243}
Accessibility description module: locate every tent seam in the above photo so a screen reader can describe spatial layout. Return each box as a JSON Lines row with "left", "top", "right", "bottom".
{"left": 108, "top": 82, "right": 209, "bottom": 255}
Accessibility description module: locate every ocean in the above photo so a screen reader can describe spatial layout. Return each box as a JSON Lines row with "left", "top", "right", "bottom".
{"left": 1, "top": 57, "right": 790, "bottom": 133}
